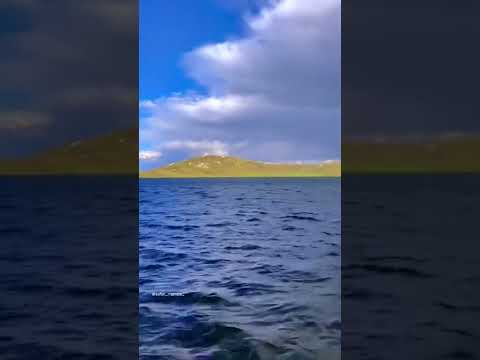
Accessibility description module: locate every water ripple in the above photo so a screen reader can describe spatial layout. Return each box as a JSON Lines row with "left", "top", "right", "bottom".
{"left": 140, "top": 178, "right": 340, "bottom": 359}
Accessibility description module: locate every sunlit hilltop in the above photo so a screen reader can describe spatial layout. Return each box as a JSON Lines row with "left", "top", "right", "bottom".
{"left": 140, "top": 155, "right": 340, "bottom": 178}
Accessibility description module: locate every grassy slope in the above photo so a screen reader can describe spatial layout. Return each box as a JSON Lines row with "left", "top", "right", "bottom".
{"left": 141, "top": 155, "right": 341, "bottom": 178}
{"left": 0, "top": 128, "right": 138, "bottom": 175}
{"left": 343, "top": 136, "right": 480, "bottom": 173}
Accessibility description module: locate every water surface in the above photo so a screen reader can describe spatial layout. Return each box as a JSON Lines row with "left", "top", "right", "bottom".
{"left": 140, "top": 178, "right": 340, "bottom": 359}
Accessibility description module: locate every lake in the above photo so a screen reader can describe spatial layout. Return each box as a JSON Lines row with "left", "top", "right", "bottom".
{"left": 140, "top": 178, "right": 340, "bottom": 359}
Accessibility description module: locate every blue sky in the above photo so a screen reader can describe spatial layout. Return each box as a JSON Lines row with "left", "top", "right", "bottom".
{"left": 140, "top": 1, "right": 246, "bottom": 100}
{"left": 140, "top": 0, "right": 341, "bottom": 170}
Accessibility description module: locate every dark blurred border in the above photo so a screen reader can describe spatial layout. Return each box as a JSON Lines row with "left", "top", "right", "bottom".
{"left": 0, "top": 1, "right": 138, "bottom": 359}
{"left": 343, "top": 1, "right": 480, "bottom": 358}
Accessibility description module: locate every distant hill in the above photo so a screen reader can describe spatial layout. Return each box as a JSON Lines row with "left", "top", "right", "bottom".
{"left": 0, "top": 129, "right": 137, "bottom": 175}
{"left": 343, "top": 136, "right": 480, "bottom": 173}
{"left": 140, "top": 155, "right": 341, "bottom": 178}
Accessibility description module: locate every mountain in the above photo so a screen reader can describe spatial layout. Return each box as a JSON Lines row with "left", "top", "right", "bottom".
{"left": 0, "top": 129, "right": 137, "bottom": 175}
{"left": 343, "top": 135, "right": 480, "bottom": 173}
{"left": 140, "top": 155, "right": 340, "bottom": 178}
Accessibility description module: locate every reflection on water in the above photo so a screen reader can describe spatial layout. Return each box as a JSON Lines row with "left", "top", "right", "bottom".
{"left": 140, "top": 178, "right": 340, "bottom": 359}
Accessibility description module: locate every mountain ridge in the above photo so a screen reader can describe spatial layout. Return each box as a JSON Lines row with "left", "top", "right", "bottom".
{"left": 140, "top": 155, "right": 341, "bottom": 178}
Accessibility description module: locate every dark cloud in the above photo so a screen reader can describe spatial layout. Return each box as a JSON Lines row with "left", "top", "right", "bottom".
{"left": 343, "top": 0, "right": 480, "bottom": 138}
{"left": 0, "top": 0, "right": 137, "bottom": 158}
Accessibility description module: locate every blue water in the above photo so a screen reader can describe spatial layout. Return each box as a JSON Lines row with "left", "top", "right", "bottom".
{"left": 140, "top": 178, "right": 340, "bottom": 359}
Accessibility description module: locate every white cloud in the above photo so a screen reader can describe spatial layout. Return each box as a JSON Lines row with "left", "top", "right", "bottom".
{"left": 248, "top": 0, "right": 339, "bottom": 30}
{"left": 164, "top": 140, "right": 230, "bottom": 157}
{"left": 139, "top": 150, "right": 162, "bottom": 161}
{"left": 143, "top": 94, "right": 258, "bottom": 123}
{"left": 139, "top": 100, "right": 157, "bottom": 111}
{"left": 183, "top": 0, "right": 340, "bottom": 107}
{"left": 140, "top": 0, "right": 340, "bottom": 166}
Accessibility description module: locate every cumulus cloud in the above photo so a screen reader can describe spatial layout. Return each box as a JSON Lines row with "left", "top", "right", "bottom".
{"left": 164, "top": 140, "right": 230, "bottom": 156}
{"left": 141, "top": 0, "right": 340, "bottom": 168}
{"left": 139, "top": 150, "right": 162, "bottom": 161}
{"left": 141, "top": 94, "right": 259, "bottom": 123}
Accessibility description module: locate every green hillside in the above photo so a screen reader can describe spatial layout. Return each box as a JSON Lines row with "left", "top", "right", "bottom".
{"left": 343, "top": 136, "right": 480, "bottom": 173}
{"left": 141, "top": 155, "right": 340, "bottom": 178}
{"left": 0, "top": 128, "right": 138, "bottom": 175}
